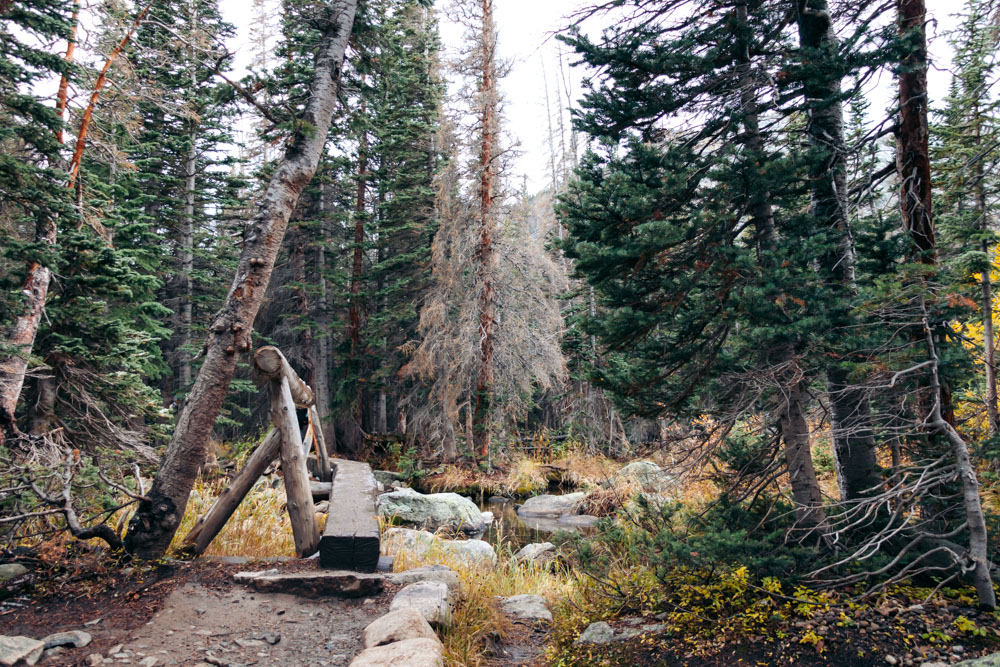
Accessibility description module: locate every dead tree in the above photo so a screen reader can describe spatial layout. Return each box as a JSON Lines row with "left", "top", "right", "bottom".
{"left": 124, "top": 0, "right": 359, "bottom": 559}
{"left": 471, "top": 0, "right": 499, "bottom": 462}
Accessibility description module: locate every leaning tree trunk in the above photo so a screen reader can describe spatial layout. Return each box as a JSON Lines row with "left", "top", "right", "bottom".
{"left": 472, "top": 0, "right": 498, "bottom": 462}
{"left": 124, "top": 0, "right": 359, "bottom": 559}
{"left": 795, "top": 0, "right": 879, "bottom": 500}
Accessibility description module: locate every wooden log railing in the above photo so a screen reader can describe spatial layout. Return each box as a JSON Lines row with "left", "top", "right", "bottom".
{"left": 179, "top": 346, "right": 331, "bottom": 557}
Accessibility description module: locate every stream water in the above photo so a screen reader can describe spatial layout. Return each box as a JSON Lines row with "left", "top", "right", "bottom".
{"left": 475, "top": 495, "right": 596, "bottom": 552}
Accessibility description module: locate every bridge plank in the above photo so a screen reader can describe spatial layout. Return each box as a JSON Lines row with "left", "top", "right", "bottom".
{"left": 320, "top": 458, "right": 380, "bottom": 572}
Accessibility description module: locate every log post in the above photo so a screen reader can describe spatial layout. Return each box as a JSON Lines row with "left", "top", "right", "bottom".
{"left": 179, "top": 428, "right": 281, "bottom": 555}
{"left": 255, "top": 346, "right": 314, "bottom": 407}
{"left": 257, "top": 347, "right": 319, "bottom": 558}
{"left": 309, "top": 405, "right": 332, "bottom": 482}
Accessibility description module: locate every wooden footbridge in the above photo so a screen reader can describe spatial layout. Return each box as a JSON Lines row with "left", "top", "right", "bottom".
{"left": 180, "top": 346, "right": 381, "bottom": 571}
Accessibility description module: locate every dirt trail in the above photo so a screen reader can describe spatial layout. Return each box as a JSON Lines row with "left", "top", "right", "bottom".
{"left": 109, "top": 582, "right": 391, "bottom": 666}
{"left": 1, "top": 560, "right": 394, "bottom": 666}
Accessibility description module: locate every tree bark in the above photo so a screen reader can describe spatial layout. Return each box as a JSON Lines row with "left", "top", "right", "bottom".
{"left": 269, "top": 375, "right": 319, "bottom": 557}
{"left": 779, "top": 378, "right": 830, "bottom": 542}
{"left": 921, "top": 301, "right": 996, "bottom": 609}
{"left": 312, "top": 183, "right": 335, "bottom": 450}
{"left": 124, "top": 0, "right": 359, "bottom": 559}
{"left": 179, "top": 125, "right": 197, "bottom": 391}
{"left": 472, "top": 0, "right": 498, "bottom": 462}
{"left": 794, "top": 0, "right": 880, "bottom": 500}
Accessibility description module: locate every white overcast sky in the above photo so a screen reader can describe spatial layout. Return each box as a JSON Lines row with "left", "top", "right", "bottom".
{"left": 216, "top": 0, "right": 965, "bottom": 192}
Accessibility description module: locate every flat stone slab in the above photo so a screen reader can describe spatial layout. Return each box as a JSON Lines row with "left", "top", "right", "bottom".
{"left": 575, "top": 621, "right": 615, "bottom": 645}
{"left": 496, "top": 594, "right": 552, "bottom": 625}
{"left": 350, "top": 637, "right": 443, "bottom": 667}
{"left": 233, "top": 570, "right": 383, "bottom": 598}
{"left": 0, "top": 635, "right": 44, "bottom": 666}
{"left": 390, "top": 581, "right": 453, "bottom": 627}
{"left": 363, "top": 608, "right": 440, "bottom": 648}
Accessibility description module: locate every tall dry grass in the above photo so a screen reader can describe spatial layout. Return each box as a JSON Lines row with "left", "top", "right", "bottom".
{"left": 388, "top": 537, "right": 577, "bottom": 666}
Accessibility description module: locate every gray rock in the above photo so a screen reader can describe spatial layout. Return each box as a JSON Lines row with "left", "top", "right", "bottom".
{"left": 383, "top": 528, "right": 496, "bottom": 568}
{"left": 235, "top": 570, "right": 383, "bottom": 598}
{"left": 390, "top": 581, "right": 453, "bottom": 627}
{"left": 440, "top": 539, "right": 496, "bottom": 568}
{"left": 575, "top": 621, "right": 615, "bottom": 645}
{"left": 558, "top": 515, "right": 599, "bottom": 528}
{"left": 137, "top": 658, "right": 159, "bottom": 667}
{"left": 0, "top": 564, "right": 27, "bottom": 581}
{"left": 513, "top": 542, "right": 556, "bottom": 566}
{"left": 363, "top": 608, "right": 440, "bottom": 648}
{"left": 386, "top": 566, "right": 462, "bottom": 597}
{"left": 496, "top": 595, "right": 552, "bottom": 625}
{"left": 480, "top": 511, "right": 494, "bottom": 525}
{"left": 349, "top": 637, "right": 443, "bottom": 667}
{"left": 605, "top": 461, "right": 677, "bottom": 494}
{"left": 313, "top": 500, "right": 330, "bottom": 513}
{"left": 0, "top": 636, "right": 44, "bottom": 666}
{"left": 374, "top": 470, "right": 407, "bottom": 485}
{"left": 957, "top": 654, "right": 1000, "bottom": 666}
{"left": 378, "top": 488, "right": 485, "bottom": 533}
{"left": 517, "top": 492, "right": 586, "bottom": 517}
{"left": 41, "top": 631, "right": 91, "bottom": 649}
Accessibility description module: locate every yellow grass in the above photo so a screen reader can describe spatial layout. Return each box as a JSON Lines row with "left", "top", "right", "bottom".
{"left": 168, "top": 473, "right": 328, "bottom": 558}
{"left": 386, "top": 536, "right": 576, "bottom": 666}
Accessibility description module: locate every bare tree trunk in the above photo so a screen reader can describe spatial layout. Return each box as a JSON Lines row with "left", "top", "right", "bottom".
{"left": 179, "top": 127, "right": 197, "bottom": 391}
{"left": 921, "top": 300, "right": 996, "bottom": 609}
{"left": 974, "top": 115, "right": 1000, "bottom": 434}
{"left": 312, "top": 185, "right": 335, "bottom": 450}
{"left": 347, "top": 116, "right": 368, "bottom": 442}
{"left": 472, "top": 0, "right": 498, "bottom": 462}
{"left": 779, "top": 378, "right": 830, "bottom": 541}
{"left": 794, "top": 0, "right": 879, "bottom": 500}
{"left": 124, "top": 0, "right": 359, "bottom": 559}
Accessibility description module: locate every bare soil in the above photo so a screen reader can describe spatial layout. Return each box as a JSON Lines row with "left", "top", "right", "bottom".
{"left": 1, "top": 556, "right": 393, "bottom": 666}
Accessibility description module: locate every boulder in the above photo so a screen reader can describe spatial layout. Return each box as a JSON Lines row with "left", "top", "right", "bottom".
{"left": 378, "top": 488, "right": 484, "bottom": 534}
{"left": 496, "top": 595, "right": 552, "bottom": 625}
{"left": 0, "top": 564, "right": 27, "bottom": 581}
{"left": 234, "top": 570, "right": 383, "bottom": 598}
{"left": 374, "top": 470, "right": 407, "bottom": 486}
{"left": 383, "top": 528, "right": 497, "bottom": 568}
{"left": 383, "top": 527, "right": 437, "bottom": 554}
{"left": 575, "top": 621, "right": 615, "bottom": 645}
{"left": 350, "top": 637, "right": 443, "bottom": 667}
{"left": 40, "top": 631, "right": 91, "bottom": 649}
{"left": 957, "top": 655, "right": 1000, "bottom": 666}
{"left": 606, "top": 461, "right": 676, "bottom": 494}
{"left": 0, "top": 636, "right": 44, "bottom": 666}
{"left": 514, "top": 542, "right": 556, "bottom": 566}
{"left": 363, "top": 608, "right": 440, "bottom": 648}
{"left": 390, "top": 581, "right": 454, "bottom": 627}
{"left": 440, "top": 539, "right": 496, "bottom": 567}
{"left": 480, "top": 511, "right": 494, "bottom": 526}
{"left": 516, "top": 492, "right": 585, "bottom": 518}
{"left": 386, "top": 565, "right": 462, "bottom": 597}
